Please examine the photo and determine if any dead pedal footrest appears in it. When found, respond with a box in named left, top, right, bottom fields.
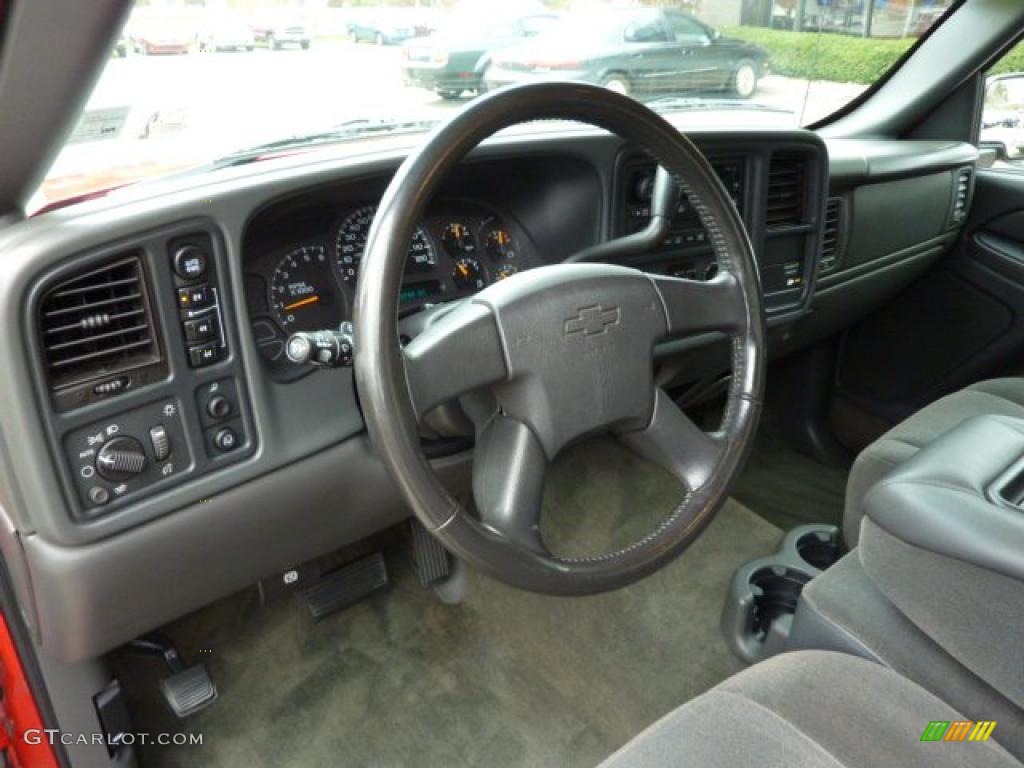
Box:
left=301, top=552, right=388, bottom=621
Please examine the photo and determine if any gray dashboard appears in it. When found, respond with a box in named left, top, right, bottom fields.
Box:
left=0, top=124, right=976, bottom=662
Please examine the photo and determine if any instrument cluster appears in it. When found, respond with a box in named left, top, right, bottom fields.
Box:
left=247, top=200, right=536, bottom=365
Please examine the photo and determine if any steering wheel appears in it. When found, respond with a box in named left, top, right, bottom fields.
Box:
left=353, top=82, right=765, bottom=595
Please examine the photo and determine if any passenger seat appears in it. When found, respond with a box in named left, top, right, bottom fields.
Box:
left=844, top=378, right=1024, bottom=546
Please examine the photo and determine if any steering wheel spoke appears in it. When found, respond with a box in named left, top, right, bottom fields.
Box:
left=402, top=301, right=508, bottom=419
left=472, top=414, right=549, bottom=553
left=650, top=271, right=746, bottom=338
left=618, top=388, right=726, bottom=493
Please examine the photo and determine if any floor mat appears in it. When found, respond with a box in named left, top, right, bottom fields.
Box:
left=124, top=439, right=782, bottom=768
left=729, top=412, right=848, bottom=532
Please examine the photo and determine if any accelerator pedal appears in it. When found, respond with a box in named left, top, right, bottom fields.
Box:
left=302, top=551, right=388, bottom=621
left=410, top=518, right=451, bottom=587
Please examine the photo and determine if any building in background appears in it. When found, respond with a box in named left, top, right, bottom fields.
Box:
left=740, top=0, right=952, bottom=38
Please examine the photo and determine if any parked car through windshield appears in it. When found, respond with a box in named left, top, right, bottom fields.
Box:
left=487, top=9, right=768, bottom=99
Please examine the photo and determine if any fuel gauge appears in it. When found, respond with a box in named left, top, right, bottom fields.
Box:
left=452, top=257, right=486, bottom=291
left=495, top=264, right=519, bottom=281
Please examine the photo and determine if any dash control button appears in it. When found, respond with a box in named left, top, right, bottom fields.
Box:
left=177, top=283, right=211, bottom=310
left=206, top=395, right=231, bottom=420
left=172, top=245, right=207, bottom=280
left=88, top=487, right=110, bottom=506
left=214, top=427, right=238, bottom=453
left=150, top=425, right=170, bottom=462
left=184, top=316, right=216, bottom=343
left=189, top=344, right=220, bottom=368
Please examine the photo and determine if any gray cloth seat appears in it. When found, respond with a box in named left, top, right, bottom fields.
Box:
left=844, top=378, right=1024, bottom=546
left=599, top=650, right=1020, bottom=768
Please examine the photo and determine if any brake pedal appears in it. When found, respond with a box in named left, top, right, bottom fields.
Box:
left=302, top=551, right=388, bottom=621
left=160, top=665, right=217, bottom=718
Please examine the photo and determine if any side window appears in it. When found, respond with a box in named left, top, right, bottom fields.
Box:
left=982, top=41, right=1024, bottom=169
left=665, top=13, right=709, bottom=44
left=624, top=18, right=669, bottom=44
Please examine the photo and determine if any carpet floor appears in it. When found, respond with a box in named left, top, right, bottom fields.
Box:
left=122, top=439, right=783, bottom=768
left=730, top=413, right=848, bottom=532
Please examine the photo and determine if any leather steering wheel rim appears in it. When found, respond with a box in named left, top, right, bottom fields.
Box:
left=354, top=82, right=765, bottom=595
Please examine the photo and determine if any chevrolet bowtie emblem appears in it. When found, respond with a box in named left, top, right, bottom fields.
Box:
left=564, top=305, right=621, bottom=337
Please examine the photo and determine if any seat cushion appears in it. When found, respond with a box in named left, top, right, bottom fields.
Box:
left=598, top=650, right=1020, bottom=768
left=844, top=378, right=1024, bottom=546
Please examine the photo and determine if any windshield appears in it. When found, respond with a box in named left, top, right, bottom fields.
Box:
left=36, top=0, right=955, bottom=212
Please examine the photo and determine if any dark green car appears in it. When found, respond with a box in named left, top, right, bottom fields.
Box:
left=486, top=9, right=770, bottom=100
left=402, top=14, right=560, bottom=100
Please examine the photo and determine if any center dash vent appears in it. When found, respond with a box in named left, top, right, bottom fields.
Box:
left=39, top=256, right=160, bottom=390
left=766, top=153, right=806, bottom=228
left=820, top=197, right=843, bottom=274
left=949, top=167, right=973, bottom=226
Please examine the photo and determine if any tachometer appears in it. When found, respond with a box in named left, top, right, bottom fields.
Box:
left=335, top=204, right=435, bottom=283
left=270, top=244, right=340, bottom=331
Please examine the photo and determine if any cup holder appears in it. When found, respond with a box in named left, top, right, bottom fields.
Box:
left=722, top=524, right=841, bottom=663
left=749, top=565, right=810, bottom=639
left=794, top=528, right=841, bottom=571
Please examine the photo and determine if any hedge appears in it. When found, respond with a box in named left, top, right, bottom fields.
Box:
left=721, top=27, right=913, bottom=84
left=724, top=26, right=1024, bottom=85
left=993, top=42, right=1024, bottom=77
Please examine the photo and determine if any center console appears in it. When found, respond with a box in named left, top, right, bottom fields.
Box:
left=785, top=415, right=1024, bottom=755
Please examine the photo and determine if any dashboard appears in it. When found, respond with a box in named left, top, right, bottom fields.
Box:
left=245, top=199, right=541, bottom=365
left=0, top=125, right=978, bottom=665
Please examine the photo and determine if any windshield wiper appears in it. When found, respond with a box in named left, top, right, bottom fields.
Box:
left=214, top=117, right=439, bottom=166
left=643, top=96, right=792, bottom=115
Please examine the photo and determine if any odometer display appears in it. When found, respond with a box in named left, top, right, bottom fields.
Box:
left=399, top=280, right=442, bottom=305
left=335, top=204, right=435, bottom=283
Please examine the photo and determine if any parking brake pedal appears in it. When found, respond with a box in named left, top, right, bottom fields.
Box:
left=161, top=666, right=217, bottom=719
left=126, top=634, right=217, bottom=718
left=302, top=551, right=388, bottom=621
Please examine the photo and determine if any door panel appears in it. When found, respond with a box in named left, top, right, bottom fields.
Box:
left=833, top=169, right=1024, bottom=432
left=621, top=18, right=683, bottom=95
left=663, top=12, right=717, bottom=91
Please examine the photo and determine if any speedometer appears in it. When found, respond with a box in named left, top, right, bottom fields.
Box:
left=335, top=204, right=435, bottom=283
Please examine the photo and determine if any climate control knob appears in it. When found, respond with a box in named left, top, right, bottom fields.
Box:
left=95, top=436, right=147, bottom=482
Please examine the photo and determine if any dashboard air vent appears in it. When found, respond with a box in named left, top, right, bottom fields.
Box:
left=39, top=256, right=159, bottom=389
left=766, top=153, right=806, bottom=228
left=950, top=167, right=972, bottom=226
left=820, top=197, right=842, bottom=274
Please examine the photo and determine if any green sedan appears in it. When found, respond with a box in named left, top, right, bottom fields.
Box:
left=486, top=8, right=770, bottom=100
